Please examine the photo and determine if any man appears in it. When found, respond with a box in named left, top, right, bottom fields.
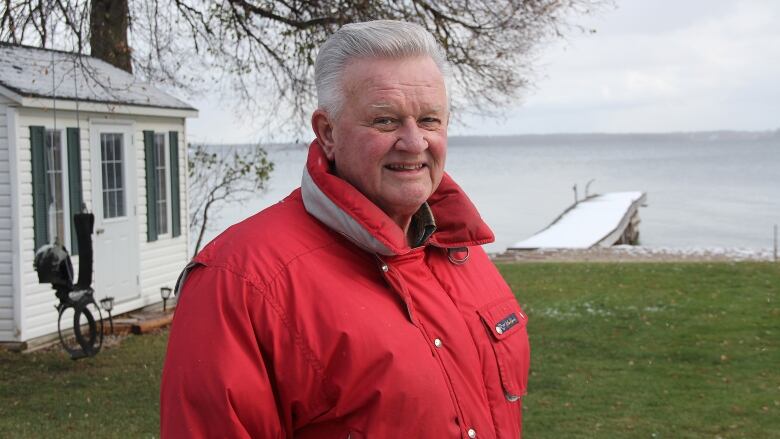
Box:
left=162, top=20, right=530, bottom=439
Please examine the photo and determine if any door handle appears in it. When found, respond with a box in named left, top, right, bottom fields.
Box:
left=95, top=228, right=105, bottom=235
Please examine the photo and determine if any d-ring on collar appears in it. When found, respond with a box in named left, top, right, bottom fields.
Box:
left=447, top=247, right=469, bottom=265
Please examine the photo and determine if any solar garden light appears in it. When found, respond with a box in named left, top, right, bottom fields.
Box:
left=160, top=287, right=173, bottom=312
left=99, top=296, right=115, bottom=334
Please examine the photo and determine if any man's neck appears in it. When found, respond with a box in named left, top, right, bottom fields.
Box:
left=390, top=213, right=414, bottom=237
left=400, top=203, right=437, bottom=247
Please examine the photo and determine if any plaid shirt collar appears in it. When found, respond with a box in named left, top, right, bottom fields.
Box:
left=407, top=202, right=437, bottom=248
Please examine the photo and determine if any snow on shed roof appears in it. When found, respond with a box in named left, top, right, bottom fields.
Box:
left=0, top=42, right=196, bottom=112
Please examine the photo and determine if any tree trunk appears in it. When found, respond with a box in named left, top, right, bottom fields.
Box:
left=90, top=0, right=132, bottom=73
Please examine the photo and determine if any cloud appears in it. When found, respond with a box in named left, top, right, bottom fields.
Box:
left=189, top=0, right=780, bottom=141
left=453, top=0, right=780, bottom=134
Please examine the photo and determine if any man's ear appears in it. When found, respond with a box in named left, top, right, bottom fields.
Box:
left=311, top=109, right=336, bottom=161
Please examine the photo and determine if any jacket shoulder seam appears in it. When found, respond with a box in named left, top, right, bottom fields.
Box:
left=200, top=242, right=342, bottom=408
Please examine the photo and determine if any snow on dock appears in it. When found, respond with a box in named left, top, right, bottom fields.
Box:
left=509, top=192, right=647, bottom=250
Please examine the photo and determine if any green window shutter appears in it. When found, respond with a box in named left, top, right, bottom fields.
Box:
left=169, top=131, right=181, bottom=237
left=30, top=126, right=49, bottom=251
left=144, top=130, right=158, bottom=242
left=67, top=128, right=83, bottom=255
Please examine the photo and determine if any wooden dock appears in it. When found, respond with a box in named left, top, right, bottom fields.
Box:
left=509, top=191, right=647, bottom=250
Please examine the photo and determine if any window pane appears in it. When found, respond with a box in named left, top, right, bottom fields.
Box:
left=45, top=130, right=65, bottom=245
left=113, top=160, right=120, bottom=192
left=117, top=189, right=125, bottom=217
left=107, top=135, right=115, bottom=161
left=114, top=135, right=123, bottom=161
left=108, top=190, right=115, bottom=219
left=104, top=160, right=112, bottom=191
left=103, top=191, right=110, bottom=219
left=115, top=162, right=123, bottom=193
left=100, top=133, right=126, bottom=219
left=154, top=134, right=168, bottom=234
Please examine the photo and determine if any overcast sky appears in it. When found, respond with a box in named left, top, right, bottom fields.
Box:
left=188, top=0, right=780, bottom=143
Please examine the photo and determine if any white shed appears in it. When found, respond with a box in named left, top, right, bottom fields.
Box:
left=0, top=43, right=197, bottom=347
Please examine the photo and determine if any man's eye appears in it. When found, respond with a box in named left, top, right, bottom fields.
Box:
left=374, top=118, right=394, bottom=126
left=420, top=117, right=441, bottom=126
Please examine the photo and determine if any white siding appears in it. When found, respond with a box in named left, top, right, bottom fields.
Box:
left=14, top=107, right=67, bottom=341
left=14, top=108, right=190, bottom=342
left=0, top=99, right=13, bottom=341
left=134, top=118, right=189, bottom=308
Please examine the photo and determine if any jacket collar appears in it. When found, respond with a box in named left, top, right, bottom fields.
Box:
left=301, top=141, right=494, bottom=256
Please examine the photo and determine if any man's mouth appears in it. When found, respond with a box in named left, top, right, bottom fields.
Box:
left=385, top=163, right=425, bottom=171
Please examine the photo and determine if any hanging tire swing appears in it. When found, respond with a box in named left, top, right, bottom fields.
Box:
left=32, top=44, right=106, bottom=360
left=56, top=292, right=104, bottom=359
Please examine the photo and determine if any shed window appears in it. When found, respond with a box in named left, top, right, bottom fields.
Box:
left=154, top=133, right=169, bottom=235
left=31, top=126, right=82, bottom=253
left=100, top=133, right=126, bottom=219
left=44, top=129, right=67, bottom=246
left=144, top=130, right=180, bottom=242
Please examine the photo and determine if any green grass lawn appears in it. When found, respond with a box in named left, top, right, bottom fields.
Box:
left=499, top=262, right=780, bottom=439
left=0, top=330, right=165, bottom=438
left=1, top=262, right=778, bottom=438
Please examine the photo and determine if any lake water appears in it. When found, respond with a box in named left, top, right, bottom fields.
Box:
left=204, top=131, right=780, bottom=254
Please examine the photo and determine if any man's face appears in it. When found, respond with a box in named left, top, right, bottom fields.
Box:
left=314, top=56, right=449, bottom=227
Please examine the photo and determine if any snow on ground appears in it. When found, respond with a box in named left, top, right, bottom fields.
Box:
left=492, top=246, right=776, bottom=262
left=529, top=301, right=670, bottom=321
left=510, top=192, right=645, bottom=249
left=610, top=245, right=775, bottom=260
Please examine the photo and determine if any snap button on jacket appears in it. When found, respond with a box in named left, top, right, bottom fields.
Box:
left=161, top=142, right=531, bottom=438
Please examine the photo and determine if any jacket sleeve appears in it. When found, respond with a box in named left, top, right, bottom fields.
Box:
left=161, top=265, right=286, bottom=438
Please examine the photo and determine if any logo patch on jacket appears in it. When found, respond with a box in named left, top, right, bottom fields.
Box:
left=495, top=313, right=520, bottom=335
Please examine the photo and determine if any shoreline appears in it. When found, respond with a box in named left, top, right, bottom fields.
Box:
left=490, top=245, right=778, bottom=263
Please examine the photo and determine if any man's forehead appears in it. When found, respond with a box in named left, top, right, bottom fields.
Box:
left=370, top=101, right=446, bottom=112
left=344, top=57, right=444, bottom=86
left=339, top=56, right=448, bottom=113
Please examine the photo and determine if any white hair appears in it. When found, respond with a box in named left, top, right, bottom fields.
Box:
left=314, top=20, right=449, bottom=118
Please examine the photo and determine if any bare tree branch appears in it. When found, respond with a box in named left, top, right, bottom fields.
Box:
left=188, top=144, right=274, bottom=256
left=1, top=0, right=608, bottom=131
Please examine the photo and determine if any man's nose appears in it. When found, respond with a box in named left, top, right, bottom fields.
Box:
left=394, top=119, right=427, bottom=152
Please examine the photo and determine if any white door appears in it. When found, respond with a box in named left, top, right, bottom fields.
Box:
left=90, top=124, right=139, bottom=303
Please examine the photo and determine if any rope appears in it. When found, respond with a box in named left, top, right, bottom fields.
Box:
left=73, top=56, right=83, bottom=212
left=51, top=38, right=56, bottom=136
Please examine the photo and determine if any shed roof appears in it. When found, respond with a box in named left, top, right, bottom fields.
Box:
left=0, top=42, right=196, bottom=112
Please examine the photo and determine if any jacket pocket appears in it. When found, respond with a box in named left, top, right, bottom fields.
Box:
left=477, top=297, right=530, bottom=400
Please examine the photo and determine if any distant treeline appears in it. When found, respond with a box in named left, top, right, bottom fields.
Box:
left=447, top=130, right=780, bottom=147
left=192, top=130, right=780, bottom=149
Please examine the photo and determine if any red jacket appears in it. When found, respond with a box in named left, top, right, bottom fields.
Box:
left=161, top=142, right=530, bottom=438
